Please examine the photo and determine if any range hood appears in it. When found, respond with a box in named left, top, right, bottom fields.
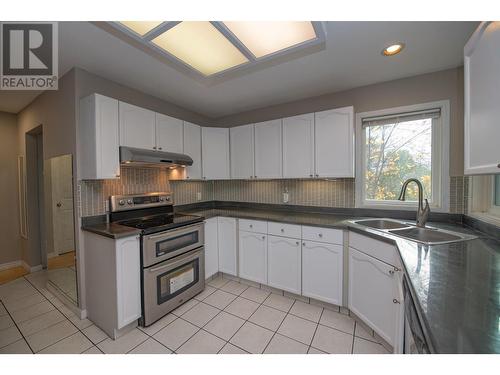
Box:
left=120, top=146, right=193, bottom=168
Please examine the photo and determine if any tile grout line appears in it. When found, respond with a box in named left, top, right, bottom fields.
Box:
left=0, top=299, right=35, bottom=353
left=307, top=306, right=325, bottom=353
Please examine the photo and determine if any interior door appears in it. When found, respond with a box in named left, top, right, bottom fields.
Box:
left=51, top=155, right=75, bottom=255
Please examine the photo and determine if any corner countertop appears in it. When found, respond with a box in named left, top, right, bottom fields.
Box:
left=82, top=221, right=141, bottom=239
left=178, top=206, right=500, bottom=354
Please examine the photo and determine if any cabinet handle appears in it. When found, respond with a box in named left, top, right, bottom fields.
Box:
left=393, top=299, right=400, bottom=304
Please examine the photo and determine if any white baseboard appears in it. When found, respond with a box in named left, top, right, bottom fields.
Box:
left=21, top=261, right=43, bottom=273
left=0, top=260, right=22, bottom=271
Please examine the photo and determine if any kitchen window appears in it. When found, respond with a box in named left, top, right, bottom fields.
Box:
left=356, top=101, right=450, bottom=211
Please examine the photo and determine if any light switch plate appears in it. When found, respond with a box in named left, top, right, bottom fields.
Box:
left=197, top=192, right=202, bottom=201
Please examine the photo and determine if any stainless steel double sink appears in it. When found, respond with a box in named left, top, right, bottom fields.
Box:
left=350, top=219, right=477, bottom=245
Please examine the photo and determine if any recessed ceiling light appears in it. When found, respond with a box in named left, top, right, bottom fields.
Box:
left=223, top=21, right=317, bottom=58
left=119, top=21, right=163, bottom=36
left=152, top=22, right=249, bottom=76
left=382, top=43, right=405, bottom=56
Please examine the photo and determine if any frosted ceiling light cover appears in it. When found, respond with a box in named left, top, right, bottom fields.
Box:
left=120, top=21, right=163, bottom=36
left=152, top=21, right=249, bottom=76
left=223, top=21, right=317, bottom=58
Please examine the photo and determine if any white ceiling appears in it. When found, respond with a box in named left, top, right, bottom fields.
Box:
left=0, top=21, right=478, bottom=117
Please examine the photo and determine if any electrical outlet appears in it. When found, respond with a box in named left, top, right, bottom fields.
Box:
left=197, top=192, right=202, bottom=201
left=283, top=191, right=289, bottom=203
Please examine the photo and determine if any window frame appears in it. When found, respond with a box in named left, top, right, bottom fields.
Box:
left=355, top=100, right=450, bottom=212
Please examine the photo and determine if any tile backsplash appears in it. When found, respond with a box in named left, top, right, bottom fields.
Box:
left=78, top=167, right=468, bottom=217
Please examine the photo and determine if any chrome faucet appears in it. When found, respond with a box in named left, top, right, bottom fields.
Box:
left=398, top=178, right=430, bottom=228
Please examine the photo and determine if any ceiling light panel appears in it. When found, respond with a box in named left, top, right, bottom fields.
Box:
left=119, top=21, right=163, bottom=36
left=223, top=21, right=317, bottom=58
left=152, top=21, right=249, bottom=76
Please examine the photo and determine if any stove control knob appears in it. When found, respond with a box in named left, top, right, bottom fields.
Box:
left=127, top=199, right=133, bottom=205
left=159, top=196, right=165, bottom=202
left=165, top=196, right=171, bottom=201
left=118, top=199, right=125, bottom=206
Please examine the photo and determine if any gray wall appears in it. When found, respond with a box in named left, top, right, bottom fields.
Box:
left=17, top=70, right=77, bottom=268
left=0, top=112, right=20, bottom=265
left=215, top=67, right=465, bottom=176
left=74, top=68, right=212, bottom=127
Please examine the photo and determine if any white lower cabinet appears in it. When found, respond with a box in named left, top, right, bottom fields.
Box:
left=84, top=232, right=141, bottom=339
left=239, top=231, right=268, bottom=284
left=348, top=247, right=403, bottom=350
left=267, top=236, right=302, bottom=294
left=218, top=217, right=237, bottom=275
left=204, top=218, right=219, bottom=279
left=302, top=240, right=343, bottom=305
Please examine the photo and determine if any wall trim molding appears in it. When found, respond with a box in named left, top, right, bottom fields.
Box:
left=0, top=260, right=22, bottom=271
left=21, top=261, right=43, bottom=273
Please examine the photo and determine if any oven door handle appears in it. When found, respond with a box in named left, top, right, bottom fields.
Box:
left=148, top=248, right=202, bottom=273
left=145, top=223, right=203, bottom=241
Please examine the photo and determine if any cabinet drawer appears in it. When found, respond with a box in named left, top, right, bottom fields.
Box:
left=302, top=226, right=343, bottom=245
left=239, top=219, right=267, bottom=233
left=268, top=222, right=301, bottom=239
left=349, top=231, right=400, bottom=267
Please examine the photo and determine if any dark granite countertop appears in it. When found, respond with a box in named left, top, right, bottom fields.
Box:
left=82, top=220, right=141, bottom=239
left=178, top=206, right=500, bottom=354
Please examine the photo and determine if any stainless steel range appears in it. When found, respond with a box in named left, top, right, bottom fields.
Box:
left=109, top=192, right=205, bottom=327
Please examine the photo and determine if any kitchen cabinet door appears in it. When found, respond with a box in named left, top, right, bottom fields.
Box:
left=238, top=231, right=267, bottom=284
left=116, top=235, right=141, bottom=330
left=348, top=247, right=402, bottom=348
left=155, top=113, right=183, bottom=153
left=79, top=94, right=120, bottom=179
left=230, top=124, right=254, bottom=179
left=302, top=240, right=343, bottom=305
left=267, top=235, right=301, bottom=294
left=218, top=217, right=237, bottom=276
left=119, top=101, right=156, bottom=150
left=204, top=218, right=219, bottom=279
left=282, top=113, right=314, bottom=178
left=254, top=119, right=282, bottom=179
left=464, top=22, right=500, bottom=174
left=183, top=122, right=202, bottom=179
left=202, top=127, right=230, bottom=180
left=314, top=106, right=354, bottom=177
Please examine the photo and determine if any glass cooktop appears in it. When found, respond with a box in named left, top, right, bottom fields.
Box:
left=119, top=213, right=202, bottom=233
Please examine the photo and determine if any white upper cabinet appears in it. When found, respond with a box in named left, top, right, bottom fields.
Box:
left=464, top=22, right=500, bottom=175
left=155, top=113, right=183, bottom=153
left=314, top=106, right=354, bottom=177
left=183, top=122, right=202, bottom=179
left=254, top=119, right=282, bottom=179
left=119, top=102, right=156, bottom=150
left=79, top=94, right=120, bottom=180
left=202, top=127, right=230, bottom=180
left=230, top=124, right=255, bottom=179
left=282, top=113, right=315, bottom=178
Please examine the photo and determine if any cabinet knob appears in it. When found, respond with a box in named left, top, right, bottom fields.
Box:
left=303, top=242, right=306, bottom=246
left=262, top=235, right=265, bottom=240
left=281, top=228, right=284, bottom=233
left=498, top=163, right=500, bottom=168
left=393, top=299, right=400, bottom=304
left=249, top=224, right=253, bottom=228
left=309, top=174, right=313, bottom=177
left=315, top=174, right=319, bottom=177
left=318, top=233, right=323, bottom=238
left=254, top=176, right=257, bottom=178
left=389, top=270, right=395, bottom=275
left=153, top=146, right=157, bottom=150
left=296, top=241, right=300, bottom=246
left=158, top=147, right=162, bottom=150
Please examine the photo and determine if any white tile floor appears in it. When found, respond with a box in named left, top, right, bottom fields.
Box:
left=0, top=272, right=391, bottom=354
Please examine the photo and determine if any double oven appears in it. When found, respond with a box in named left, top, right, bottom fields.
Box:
left=141, top=222, right=205, bottom=326
left=110, top=192, right=205, bottom=327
